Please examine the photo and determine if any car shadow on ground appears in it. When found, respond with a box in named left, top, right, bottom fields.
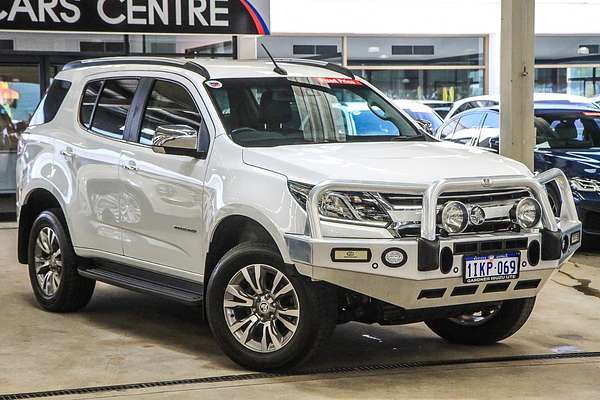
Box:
left=20, top=282, right=520, bottom=373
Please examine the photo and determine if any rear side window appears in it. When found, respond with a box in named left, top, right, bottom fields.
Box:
left=447, top=113, right=483, bottom=144
left=438, top=119, right=458, bottom=139
left=139, top=80, right=202, bottom=145
left=90, top=79, right=139, bottom=140
left=29, top=79, right=72, bottom=126
left=80, top=81, right=103, bottom=128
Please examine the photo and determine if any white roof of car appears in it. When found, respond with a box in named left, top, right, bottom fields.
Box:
left=393, top=100, right=437, bottom=113
left=446, top=92, right=596, bottom=120
left=58, top=57, right=353, bottom=80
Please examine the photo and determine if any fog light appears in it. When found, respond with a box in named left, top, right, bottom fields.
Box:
left=382, top=248, right=407, bottom=268
left=441, top=201, right=469, bottom=233
left=571, top=231, right=581, bottom=245
left=514, top=198, right=542, bottom=228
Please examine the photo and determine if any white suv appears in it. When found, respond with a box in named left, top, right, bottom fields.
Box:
left=17, top=57, right=582, bottom=371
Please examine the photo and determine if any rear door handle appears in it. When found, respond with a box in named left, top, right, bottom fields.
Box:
left=122, top=160, right=138, bottom=171
left=60, top=148, right=74, bottom=159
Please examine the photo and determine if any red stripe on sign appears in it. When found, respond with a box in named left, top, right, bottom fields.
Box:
left=240, top=0, right=265, bottom=35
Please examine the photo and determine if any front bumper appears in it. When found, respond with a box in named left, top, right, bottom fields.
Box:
left=286, top=168, right=582, bottom=310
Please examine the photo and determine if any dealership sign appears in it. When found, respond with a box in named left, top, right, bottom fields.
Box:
left=0, top=0, right=270, bottom=35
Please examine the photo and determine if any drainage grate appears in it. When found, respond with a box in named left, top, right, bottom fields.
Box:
left=1, top=352, right=599, bottom=399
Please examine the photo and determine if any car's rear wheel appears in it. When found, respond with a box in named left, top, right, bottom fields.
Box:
left=206, top=243, right=337, bottom=371
left=425, top=297, right=535, bottom=345
left=28, top=209, right=95, bottom=312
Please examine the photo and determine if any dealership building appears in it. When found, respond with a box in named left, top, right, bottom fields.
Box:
left=0, top=0, right=600, bottom=196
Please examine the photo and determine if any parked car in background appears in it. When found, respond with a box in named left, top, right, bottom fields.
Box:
left=394, top=100, right=443, bottom=134
left=419, top=100, right=454, bottom=119
left=591, top=95, right=600, bottom=108
left=444, top=93, right=599, bottom=121
left=437, top=104, right=600, bottom=242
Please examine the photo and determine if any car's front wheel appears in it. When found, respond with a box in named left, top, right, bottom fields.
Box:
left=206, top=243, right=337, bottom=371
left=425, top=297, right=535, bottom=345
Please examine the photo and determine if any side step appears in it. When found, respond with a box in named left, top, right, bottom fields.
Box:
left=78, top=262, right=204, bottom=306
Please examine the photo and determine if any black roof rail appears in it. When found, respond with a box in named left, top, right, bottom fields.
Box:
left=62, top=58, right=211, bottom=80
left=275, top=58, right=355, bottom=79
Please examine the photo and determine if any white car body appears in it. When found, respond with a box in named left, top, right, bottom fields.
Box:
left=16, top=57, right=583, bottom=369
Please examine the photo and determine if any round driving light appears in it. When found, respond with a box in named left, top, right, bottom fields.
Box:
left=515, top=197, right=542, bottom=228
left=382, top=248, right=407, bottom=268
left=469, top=205, right=486, bottom=226
left=441, top=201, right=469, bottom=233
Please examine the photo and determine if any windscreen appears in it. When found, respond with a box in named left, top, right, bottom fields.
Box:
left=535, top=111, right=600, bottom=149
left=206, top=77, right=422, bottom=147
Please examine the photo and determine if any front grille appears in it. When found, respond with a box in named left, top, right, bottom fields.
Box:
left=381, top=189, right=532, bottom=237
left=381, top=189, right=531, bottom=208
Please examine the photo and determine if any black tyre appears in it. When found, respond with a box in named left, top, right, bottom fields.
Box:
left=28, top=209, right=95, bottom=312
left=206, top=243, right=337, bottom=371
left=425, top=297, right=535, bottom=345
left=546, top=184, right=562, bottom=218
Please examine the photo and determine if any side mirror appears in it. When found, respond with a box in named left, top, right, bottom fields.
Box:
left=416, top=119, right=433, bottom=133
left=152, top=125, right=207, bottom=157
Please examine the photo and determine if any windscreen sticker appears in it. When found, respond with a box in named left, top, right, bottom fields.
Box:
left=205, top=80, right=223, bottom=89
left=319, top=77, right=362, bottom=86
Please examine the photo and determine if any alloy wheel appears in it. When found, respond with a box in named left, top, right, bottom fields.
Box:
left=223, top=264, right=300, bottom=353
left=34, top=227, right=63, bottom=298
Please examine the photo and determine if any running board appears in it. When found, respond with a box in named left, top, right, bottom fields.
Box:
left=78, top=261, right=204, bottom=306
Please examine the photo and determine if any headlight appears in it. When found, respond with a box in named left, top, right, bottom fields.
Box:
left=514, top=197, right=542, bottom=228
left=440, top=201, right=469, bottom=233
left=570, top=177, right=600, bottom=192
left=288, top=181, right=391, bottom=227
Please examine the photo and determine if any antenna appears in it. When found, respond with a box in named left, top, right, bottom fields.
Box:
left=261, top=44, right=288, bottom=76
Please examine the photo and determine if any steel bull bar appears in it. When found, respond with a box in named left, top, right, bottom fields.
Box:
left=302, top=168, right=581, bottom=271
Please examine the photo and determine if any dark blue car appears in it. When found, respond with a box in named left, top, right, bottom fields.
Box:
left=437, top=104, right=600, bottom=240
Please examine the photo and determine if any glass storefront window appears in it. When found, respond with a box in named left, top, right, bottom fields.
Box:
left=258, top=36, right=342, bottom=63
left=128, top=35, right=233, bottom=56
left=536, top=36, right=600, bottom=65
left=535, top=67, right=600, bottom=97
left=358, top=69, right=485, bottom=102
left=348, top=36, right=484, bottom=67
left=0, top=64, right=40, bottom=193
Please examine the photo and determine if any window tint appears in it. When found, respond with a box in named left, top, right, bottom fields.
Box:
left=91, top=79, right=138, bottom=140
left=482, top=112, right=500, bottom=129
left=479, top=112, right=500, bottom=148
left=79, top=81, right=103, bottom=128
left=535, top=112, right=600, bottom=149
left=438, top=119, right=458, bottom=139
left=140, top=80, right=202, bottom=146
left=30, top=79, right=72, bottom=126
left=447, top=113, right=483, bottom=144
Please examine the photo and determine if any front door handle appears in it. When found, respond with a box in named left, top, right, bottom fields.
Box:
left=123, top=160, right=138, bottom=171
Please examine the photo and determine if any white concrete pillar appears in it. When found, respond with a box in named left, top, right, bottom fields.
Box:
left=236, top=35, right=258, bottom=60
left=500, top=0, right=536, bottom=170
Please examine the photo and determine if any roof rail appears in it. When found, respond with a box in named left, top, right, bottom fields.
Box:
left=62, top=58, right=211, bottom=80
left=275, top=58, right=355, bottom=79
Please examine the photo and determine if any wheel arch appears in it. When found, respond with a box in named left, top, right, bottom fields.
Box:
left=204, top=213, right=288, bottom=286
left=18, top=188, right=68, bottom=264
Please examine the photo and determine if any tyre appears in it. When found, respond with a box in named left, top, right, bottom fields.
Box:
left=28, top=209, right=95, bottom=312
left=546, top=184, right=562, bottom=218
left=425, top=297, right=535, bottom=345
left=206, top=243, right=337, bottom=371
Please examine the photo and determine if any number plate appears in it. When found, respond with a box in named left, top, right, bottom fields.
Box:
left=463, top=252, right=520, bottom=284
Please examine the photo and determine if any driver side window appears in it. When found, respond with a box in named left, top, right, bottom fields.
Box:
left=139, top=80, right=202, bottom=146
